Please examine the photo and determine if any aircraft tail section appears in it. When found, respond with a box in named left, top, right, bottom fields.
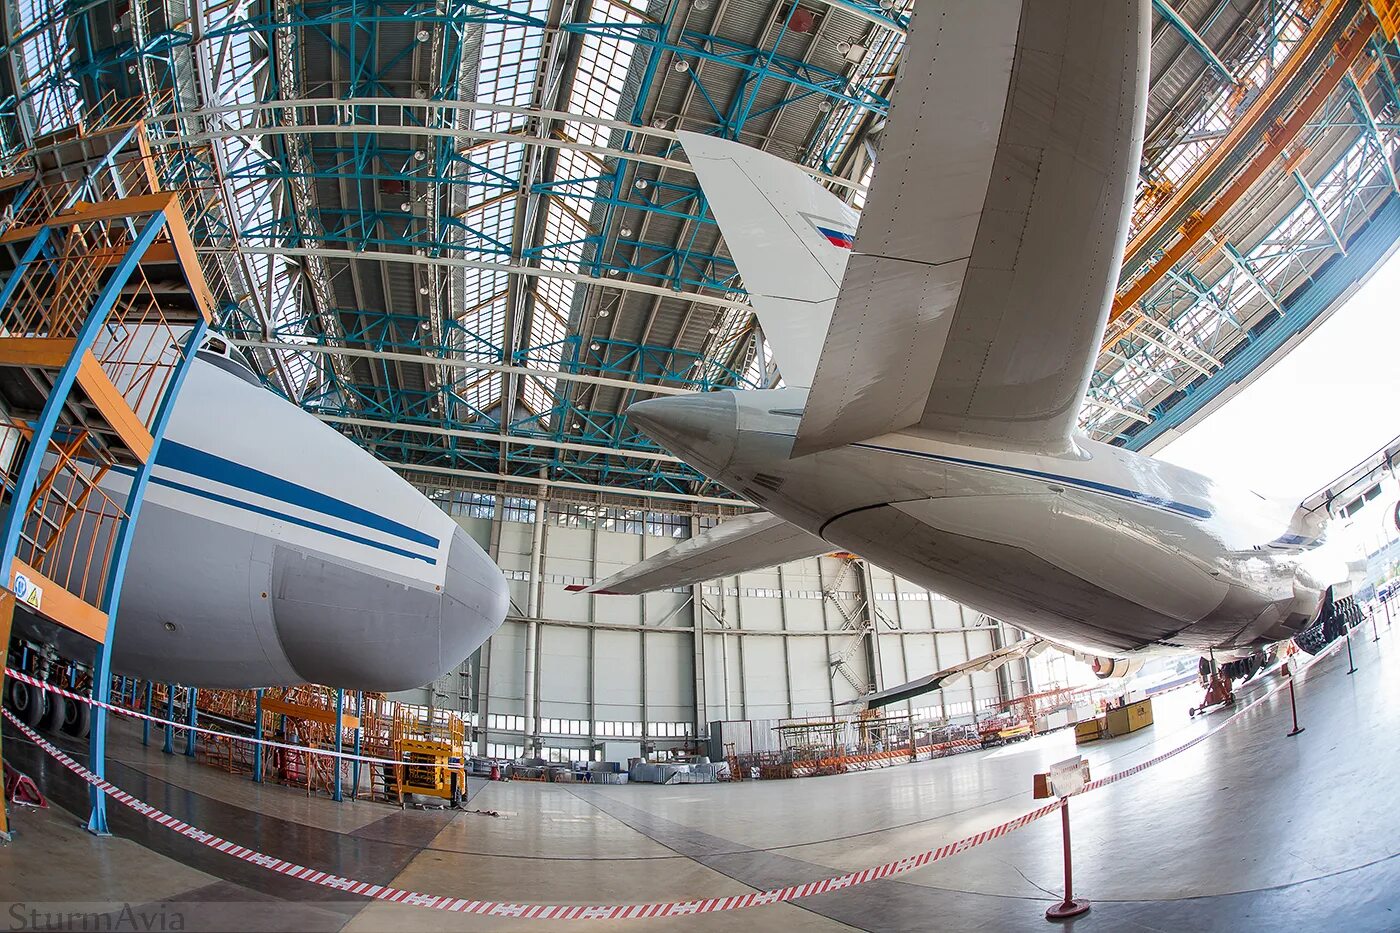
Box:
left=679, top=131, right=856, bottom=388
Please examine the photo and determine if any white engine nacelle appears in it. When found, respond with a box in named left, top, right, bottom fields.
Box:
left=1089, top=656, right=1144, bottom=680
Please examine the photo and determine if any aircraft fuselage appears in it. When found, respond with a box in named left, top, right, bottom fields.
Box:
left=630, top=388, right=1355, bottom=659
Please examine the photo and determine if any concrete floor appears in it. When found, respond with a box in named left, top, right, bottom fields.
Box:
left=2, top=626, right=1397, bottom=932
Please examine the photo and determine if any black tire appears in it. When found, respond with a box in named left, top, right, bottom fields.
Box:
left=62, top=698, right=91, bottom=738
left=9, top=679, right=45, bottom=728
left=40, top=690, right=67, bottom=733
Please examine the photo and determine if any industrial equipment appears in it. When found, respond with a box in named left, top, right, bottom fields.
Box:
left=389, top=707, right=470, bottom=806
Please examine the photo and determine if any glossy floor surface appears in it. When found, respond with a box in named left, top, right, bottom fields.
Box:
left=2, top=626, right=1397, bottom=932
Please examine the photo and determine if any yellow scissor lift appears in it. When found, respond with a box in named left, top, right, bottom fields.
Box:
left=0, top=116, right=213, bottom=839
left=384, top=706, right=470, bottom=807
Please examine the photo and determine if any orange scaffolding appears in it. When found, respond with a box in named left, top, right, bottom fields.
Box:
left=0, top=114, right=212, bottom=836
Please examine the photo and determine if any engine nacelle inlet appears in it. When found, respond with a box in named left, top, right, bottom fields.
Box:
left=1089, top=656, right=1143, bottom=679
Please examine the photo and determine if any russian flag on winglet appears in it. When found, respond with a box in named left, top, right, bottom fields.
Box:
left=814, top=224, right=854, bottom=249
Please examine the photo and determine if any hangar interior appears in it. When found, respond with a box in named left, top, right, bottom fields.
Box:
left=1, top=0, right=1399, bottom=930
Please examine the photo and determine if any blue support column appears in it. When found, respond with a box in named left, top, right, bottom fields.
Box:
left=163, top=685, right=175, bottom=755
left=333, top=688, right=344, bottom=802
left=0, top=210, right=169, bottom=833
left=141, top=682, right=152, bottom=747
left=0, top=230, right=54, bottom=315
left=184, top=687, right=198, bottom=757
left=253, top=688, right=264, bottom=783
left=86, top=307, right=205, bottom=835
left=351, top=692, right=363, bottom=800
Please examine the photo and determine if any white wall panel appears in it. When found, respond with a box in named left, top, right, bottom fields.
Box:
left=894, top=592, right=935, bottom=630
left=538, top=625, right=590, bottom=720
left=785, top=636, right=833, bottom=716
left=875, top=632, right=909, bottom=688
left=457, top=516, right=492, bottom=549
left=901, top=632, right=939, bottom=679
left=738, top=636, right=788, bottom=720
left=488, top=620, right=525, bottom=715
left=644, top=632, right=692, bottom=721
left=593, top=628, right=643, bottom=720
left=737, top=594, right=785, bottom=631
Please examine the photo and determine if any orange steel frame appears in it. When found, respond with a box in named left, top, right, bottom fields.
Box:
left=1108, top=6, right=1378, bottom=334
left=0, top=116, right=214, bottom=835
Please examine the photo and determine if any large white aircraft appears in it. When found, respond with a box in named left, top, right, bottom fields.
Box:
left=11, top=332, right=509, bottom=695
left=577, top=0, right=1365, bottom=686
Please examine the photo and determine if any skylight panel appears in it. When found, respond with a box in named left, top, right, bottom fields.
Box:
left=474, top=0, right=549, bottom=132
left=521, top=0, right=649, bottom=422
left=13, top=0, right=83, bottom=134
left=443, top=2, right=549, bottom=414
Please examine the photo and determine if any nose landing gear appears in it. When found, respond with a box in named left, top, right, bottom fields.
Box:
left=1188, top=670, right=1235, bottom=718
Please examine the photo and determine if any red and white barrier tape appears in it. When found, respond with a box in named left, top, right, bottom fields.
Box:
left=2, top=705, right=1059, bottom=918
left=0, top=632, right=1352, bottom=917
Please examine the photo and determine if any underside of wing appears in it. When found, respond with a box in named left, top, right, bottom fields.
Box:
left=570, top=512, right=830, bottom=595
left=854, top=636, right=1047, bottom=710
left=795, top=0, right=1149, bottom=456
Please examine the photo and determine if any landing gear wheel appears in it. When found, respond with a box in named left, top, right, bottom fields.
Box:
left=8, top=678, right=45, bottom=728
left=40, top=691, right=67, bottom=733
left=62, top=697, right=90, bottom=738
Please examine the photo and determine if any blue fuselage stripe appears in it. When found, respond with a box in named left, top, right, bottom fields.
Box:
left=157, top=441, right=439, bottom=549
left=152, top=476, right=437, bottom=564
left=848, top=442, right=1214, bottom=521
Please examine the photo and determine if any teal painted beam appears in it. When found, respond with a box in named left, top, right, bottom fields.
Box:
left=1152, top=0, right=1234, bottom=85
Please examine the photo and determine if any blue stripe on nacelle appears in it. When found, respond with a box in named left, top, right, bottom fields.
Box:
left=157, top=441, right=440, bottom=550
left=153, top=476, right=438, bottom=564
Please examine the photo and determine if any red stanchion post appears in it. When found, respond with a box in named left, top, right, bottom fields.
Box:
left=1284, top=662, right=1304, bottom=737
left=1371, top=607, right=1380, bottom=643
left=1046, top=797, right=1090, bottom=921
left=1037, top=757, right=1091, bottom=921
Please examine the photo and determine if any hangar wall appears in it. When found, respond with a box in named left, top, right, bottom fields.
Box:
left=413, top=498, right=1035, bottom=760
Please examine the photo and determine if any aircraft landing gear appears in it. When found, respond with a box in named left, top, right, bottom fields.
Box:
left=1189, top=669, right=1235, bottom=718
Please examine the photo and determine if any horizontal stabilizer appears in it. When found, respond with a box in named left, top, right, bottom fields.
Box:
left=568, top=512, right=829, bottom=595
left=853, top=637, right=1046, bottom=710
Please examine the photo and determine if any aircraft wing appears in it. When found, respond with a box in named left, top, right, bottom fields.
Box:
left=568, top=512, right=829, bottom=595
left=854, top=636, right=1048, bottom=710
left=794, top=1, right=1149, bottom=456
